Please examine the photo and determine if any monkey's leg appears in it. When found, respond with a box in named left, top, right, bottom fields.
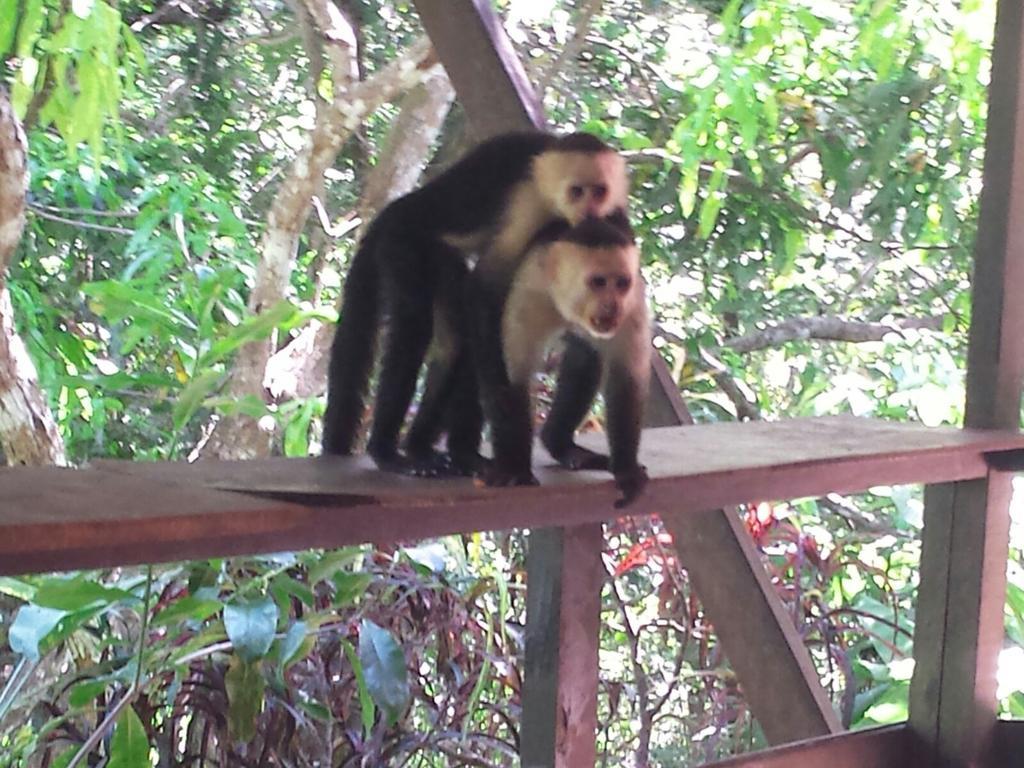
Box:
left=403, top=253, right=484, bottom=476
left=443, top=350, right=487, bottom=476
left=366, top=252, right=438, bottom=476
left=540, top=335, right=610, bottom=472
left=402, top=355, right=460, bottom=476
left=470, top=272, right=538, bottom=486
left=604, top=362, right=649, bottom=508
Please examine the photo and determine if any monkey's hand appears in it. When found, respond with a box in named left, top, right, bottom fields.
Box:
left=613, top=464, right=649, bottom=509
left=481, top=463, right=540, bottom=488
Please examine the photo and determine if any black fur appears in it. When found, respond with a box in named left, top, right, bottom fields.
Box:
left=323, top=131, right=560, bottom=472
left=540, top=336, right=609, bottom=471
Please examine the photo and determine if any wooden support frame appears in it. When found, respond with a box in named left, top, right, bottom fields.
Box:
left=909, top=1, right=1024, bottom=765
left=409, top=0, right=841, bottom=759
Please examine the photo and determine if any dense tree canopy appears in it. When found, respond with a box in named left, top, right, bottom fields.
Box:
left=1, top=0, right=1020, bottom=765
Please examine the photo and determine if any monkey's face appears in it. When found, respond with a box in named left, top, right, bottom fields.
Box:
left=548, top=243, right=639, bottom=339
left=535, top=150, right=629, bottom=223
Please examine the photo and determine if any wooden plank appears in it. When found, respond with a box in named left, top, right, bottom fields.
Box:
left=0, top=467, right=307, bottom=575
left=664, top=508, right=842, bottom=742
left=909, top=2, right=1024, bottom=765
left=2, top=417, right=1020, bottom=575
left=94, top=417, right=1024, bottom=503
left=699, top=725, right=909, bottom=768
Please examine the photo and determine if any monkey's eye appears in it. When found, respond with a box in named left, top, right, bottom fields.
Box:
left=588, top=275, right=608, bottom=290
left=615, top=276, right=631, bottom=292
left=592, top=184, right=608, bottom=201
left=569, top=185, right=585, bottom=201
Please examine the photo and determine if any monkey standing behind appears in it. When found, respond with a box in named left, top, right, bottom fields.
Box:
left=322, top=130, right=629, bottom=476
left=476, top=216, right=651, bottom=507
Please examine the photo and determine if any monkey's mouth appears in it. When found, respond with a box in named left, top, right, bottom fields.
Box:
left=589, top=316, right=619, bottom=336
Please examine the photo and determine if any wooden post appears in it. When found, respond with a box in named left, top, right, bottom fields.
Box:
left=909, top=1, right=1024, bottom=765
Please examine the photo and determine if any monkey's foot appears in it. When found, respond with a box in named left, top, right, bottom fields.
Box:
left=481, top=464, right=539, bottom=488
left=372, top=449, right=452, bottom=478
left=447, top=451, right=491, bottom=478
left=613, top=464, right=649, bottom=509
left=550, top=444, right=611, bottom=472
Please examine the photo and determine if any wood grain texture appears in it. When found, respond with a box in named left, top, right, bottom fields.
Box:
left=908, top=2, right=1024, bottom=765
left=411, top=0, right=546, bottom=137
left=909, top=473, right=1014, bottom=767
left=2, top=416, right=1021, bottom=575
left=699, top=725, right=909, bottom=768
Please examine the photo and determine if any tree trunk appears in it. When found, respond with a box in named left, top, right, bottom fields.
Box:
left=0, top=88, right=65, bottom=466
left=201, top=23, right=437, bottom=460
left=263, top=67, right=455, bottom=409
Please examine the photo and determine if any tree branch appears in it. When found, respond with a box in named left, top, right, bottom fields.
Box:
left=724, top=315, right=945, bottom=354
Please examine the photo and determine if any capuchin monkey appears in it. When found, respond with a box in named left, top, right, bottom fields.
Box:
left=323, top=130, right=629, bottom=476
left=477, top=216, right=651, bottom=508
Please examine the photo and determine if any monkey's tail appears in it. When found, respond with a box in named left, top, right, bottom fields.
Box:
left=322, top=230, right=380, bottom=455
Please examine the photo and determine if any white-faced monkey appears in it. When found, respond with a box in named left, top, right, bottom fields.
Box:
left=476, top=216, right=651, bottom=507
left=322, top=130, right=629, bottom=476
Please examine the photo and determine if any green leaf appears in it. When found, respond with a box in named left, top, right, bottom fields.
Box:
left=225, top=656, right=264, bottom=743
left=224, top=597, right=278, bottom=663
left=9, top=605, right=67, bottom=661
left=0, top=0, right=19, bottom=56
left=198, top=301, right=297, bottom=368
left=332, top=572, right=373, bottom=607
left=0, top=577, right=36, bottom=601
left=269, top=574, right=314, bottom=609
left=358, top=619, right=409, bottom=727
left=342, top=639, right=375, bottom=738
left=68, top=679, right=109, bottom=708
left=14, top=0, right=44, bottom=59
left=107, top=705, right=149, bottom=768
left=276, top=621, right=310, bottom=669
left=172, top=370, right=224, bottom=431
left=152, top=596, right=223, bottom=627
left=283, top=398, right=316, bottom=457
left=307, top=548, right=363, bottom=585
left=678, top=162, right=700, bottom=218
left=51, top=747, right=78, bottom=768
left=32, top=577, right=133, bottom=610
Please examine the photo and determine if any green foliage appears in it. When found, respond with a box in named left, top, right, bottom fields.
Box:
left=0, top=545, right=521, bottom=765
left=1, top=0, right=1018, bottom=763
left=106, top=705, right=150, bottom=768
left=2, top=0, right=144, bottom=161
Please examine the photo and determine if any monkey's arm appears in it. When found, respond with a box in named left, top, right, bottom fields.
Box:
left=603, top=314, right=652, bottom=508
left=540, top=335, right=609, bottom=471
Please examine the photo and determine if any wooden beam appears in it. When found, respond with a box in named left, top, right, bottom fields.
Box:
left=993, top=719, right=1024, bottom=763
left=909, top=2, right=1024, bottom=766
left=699, top=725, right=909, bottom=768
left=5, top=418, right=1022, bottom=576
left=521, top=523, right=603, bottom=768
left=909, top=474, right=1014, bottom=767
left=412, top=0, right=546, bottom=137
left=664, top=508, right=842, bottom=742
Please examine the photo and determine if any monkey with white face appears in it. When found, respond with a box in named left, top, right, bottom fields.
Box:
left=478, top=217, right=651, bottom=507
left=323, top=131, right=630, bottom=477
